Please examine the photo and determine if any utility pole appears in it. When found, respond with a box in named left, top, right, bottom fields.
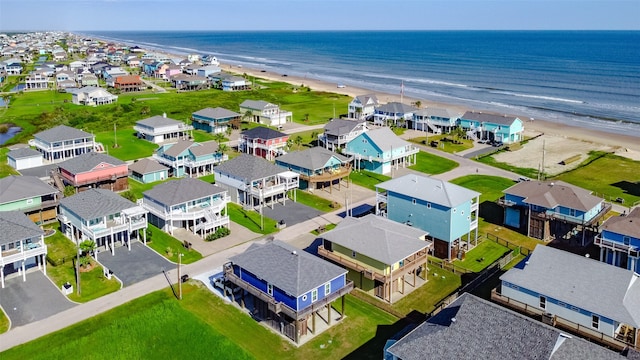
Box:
left=177, top=252, right=183, bottom=300
left=114, top=123, right=118, bottom=148
left=540, top=139, right=546, bottom=180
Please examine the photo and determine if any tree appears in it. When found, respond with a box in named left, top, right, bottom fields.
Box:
left=217, top=143, right=228, bottom=155
left=242, top=110, right=253, bottom=123
left=225, top=126, right=233, bottom=137
left=453, top=126, right=466, bottom=144
left=413, top=100, right=422, bottom=109
left=1, top=94, right=10, bottom=109
left=121, top=190, right=137, bottom=202
left=293, top=135, right=303, bottom=149
left=140, top=105, right=151, bottom=115
left=310, top=131, right=319, bottom=146
left=64, top=185, right=76, bottom=197
left=78, top=239, right=96, bottom=268
left=213, top=132, right=226, bottom=144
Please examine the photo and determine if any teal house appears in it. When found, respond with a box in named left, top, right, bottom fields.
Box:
left=191, top=107, right=241, bottom=134
left=128, top=158, right=169, bottom=184
left=153, top=139, right=226, bottom=178
left=275, top=147, right=351, bottom=192
left=376, top=174, right=480, bottom=261
left=344, top=127, right=418, bottom=175
left=459, top=111, right=524, bottom=144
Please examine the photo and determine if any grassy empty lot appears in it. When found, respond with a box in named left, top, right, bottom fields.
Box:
left=348, top=170, right=391, bottom=191
left=456, top=240, right=510, bottom=272
left=392, top=264, right=461, bottom=316
left=95, top=128, right=158, bottom=161
left=450, top=175, right=515, bottom=203
left=227, top=203, right=279, bottom=235
left=553, top=152, right=640, bottom=206
left=409, top=134, right=474, bottom=154
left=145, top=225, right=202, bottom=264
left=408, top=151, right=459, bottom=175
left=290, top=189, right=337, bottom=212
left=1, top=283, right=402, bottom=360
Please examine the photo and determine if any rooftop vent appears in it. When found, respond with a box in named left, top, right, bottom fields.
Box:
left=451, top=317, right=456, bottom=323
left=292, top=250, right=297, bottom=255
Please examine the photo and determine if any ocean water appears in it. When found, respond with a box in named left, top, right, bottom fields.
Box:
left=89, top=31, right=640, bottom=137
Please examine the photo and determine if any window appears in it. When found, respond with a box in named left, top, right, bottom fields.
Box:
left=624, top=236, right=631, bottom=246
left=325, top=283, right=331, bottom=296
left=267, top=283, right=273, bottom=296
left=570, top=209, right=576, bottom=217
left=592, top=315, right=599, bottom=329
left=302, top=294, right=307, bottom=301
left=26, top=198, right=33, bottom=204
left=412, top=198, right=416, bottom=205
left=453, top=208, right=457, bottom=213
left=539, top=296, right=546, bottom=310
left=427, top=203, right=431, bottom=209
left=461, top=211, right=464, bottom=216
left=351, top=250, right=357, bottom=258
left=312, top=289, right=318, bottom=302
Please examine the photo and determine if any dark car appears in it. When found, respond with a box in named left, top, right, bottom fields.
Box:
left=430, top=141, right=439, bottom=147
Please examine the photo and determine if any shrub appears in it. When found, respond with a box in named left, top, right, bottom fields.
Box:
left=205, top=227, right=231, bottom=241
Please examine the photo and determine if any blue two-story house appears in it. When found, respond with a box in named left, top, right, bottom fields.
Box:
left=497, top=245, right=640, bottom=351
left=224, top=240, right=354, bottom=344
left=153, top=139, right=227, bottom=178
left=459, top=111, right=524, bottom=144
left=376, top=174, right=480, bottom=261
left=500, top=180, right=610, bottom=244
left=596, top=208, right=640, bottom=273
left=344, top=127, right=418, bottom=175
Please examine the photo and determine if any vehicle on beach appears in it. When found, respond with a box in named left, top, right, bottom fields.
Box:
left=337, top=84, right=346, bottom=88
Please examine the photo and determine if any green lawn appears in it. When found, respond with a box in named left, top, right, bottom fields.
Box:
left=456, top=240, right=510, bottom=272
left=0, top=147, right=20, bottom=178
left=409, top=134, right=474, bottom=154
left=0, top=309, right=9, bottom=334
left=95, top=128, right=158, bottom=161
left=0, top=287, right=253, bottom=360
left=227, top=203, right=279, bottom=235
left=43, top=225, right=121, bottom=302
left=146, top=225, right=202, bottom=264
left=553, top=152, right=640, bottom=206
left=392, top=264, right=461, bottom=316
left=1, top=283, right=402, bottom=360
left=408, top=151, right=459, bottom=175
left=311, top=223, right=337, bottom=236
left=348, top=170, right=391, bottom=191
left=450, top=175, right=515, bottom=202
left=290, top=189, right=337, bottom=212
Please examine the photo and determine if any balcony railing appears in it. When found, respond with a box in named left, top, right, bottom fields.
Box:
left=140, top=197, right=229, bottom=221
left=224, top=266, right=353, bottom=321
left=300, top=166, right=351, bottom=183
left=1, top=244, right=47, bottom=266
left=594, top=236, right=640, bottom=257
left=61, top=171, right=130, bottom=187
left=318, top=246, right=428, bottom=284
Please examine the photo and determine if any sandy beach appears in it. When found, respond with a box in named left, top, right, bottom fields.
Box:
left=227, top=62, right=640, bottom=155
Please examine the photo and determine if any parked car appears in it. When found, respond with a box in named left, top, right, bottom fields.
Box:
left=492, top=141, right=503, bottom=147
left=430, top=141, right=439, bottom=147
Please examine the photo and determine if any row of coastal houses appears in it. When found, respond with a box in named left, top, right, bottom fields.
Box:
left=348, top=94, right=524, bottom=144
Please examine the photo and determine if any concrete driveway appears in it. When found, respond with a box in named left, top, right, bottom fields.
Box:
left=262, top=201, right=323, bottom=227
left=96, top=242, right=173, bottom=287
left=0, top=271, right=76, bottom=328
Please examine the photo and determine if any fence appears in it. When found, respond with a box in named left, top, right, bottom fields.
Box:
left=46, top=255, right=69, bottom=266
left=484, top=233, right=532, bottom=256
left=427, top=258, right=472, bottom=276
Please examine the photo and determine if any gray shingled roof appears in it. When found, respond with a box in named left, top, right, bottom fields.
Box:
left=58, top=152, right=125, bottom=174
left=601, top=208, right=640, bottom=239
left=214, top=154, right=283, bottom=183
left=387, top=293, right=625, bottom=360
left=240, top=99, right=275, bottom=110
left=0, top=175, right=59, bottom=204
left=321, top=214, right=430, bottom=265
left=501, top=245, right=640, bottom=327
left=189, top=141, right=219, bottom=157
left=136, top=115, right=183, bottom=128
left=7, top=147, right=41, bottom=160
left=229, top=240, right=347, bottom=297
left=504, top=180, right=602, bottom=212
left=323, top=118, right=364, bottom=136
left=376, top=102, right=417, bottom=114
left=143, top=178, right=225, bottom=206
left=0, top=210, right=44, bottom=246
left=34, top=125, right=93, bottom=143
left=241, top=126, right=287, bottom=140
left=160, top=139, right=193, bottom=158
left=60, top=188, right=138, bottom=220
left=413, top=107, right=461, bottom=119
left=377, top=174, right=479, bottom=208
left=275, top=147, right=348, bottom=171
left=354, top=94, right=378, bottom=105
left=192, top=107, right=240, bottom=119
left=128, top=158, right=168, bottom=175
left=461, top=111, right=521, bottom=126
left=359, top=127, right=412, bottom=152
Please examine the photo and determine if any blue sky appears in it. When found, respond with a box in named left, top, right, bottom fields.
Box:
left=1, top=0, right=638, bottom=31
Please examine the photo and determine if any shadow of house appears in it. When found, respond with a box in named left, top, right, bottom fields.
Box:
left=343, top=317, right=416, bottom=360
left=611, top=181, right=640, bottom=197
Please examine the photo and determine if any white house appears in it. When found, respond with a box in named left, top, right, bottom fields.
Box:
left=7, top=147, right=43, bottom=170
left=68, top=86, right=117, bottom=106
left=348, top=94, right=379, bottom=120
left=0, top=211, right=47, bottom=288
left=239, top=100, right=292, bottom=126
left=134, top=114, right=193, bottom=144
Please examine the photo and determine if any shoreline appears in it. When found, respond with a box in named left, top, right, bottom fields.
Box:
left=96, top=35, right=640, bottom=153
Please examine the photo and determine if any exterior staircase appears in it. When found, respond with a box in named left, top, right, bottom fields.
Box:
left=466, top=129, right=479, bottom=141
left=425, top=120, right=442, bottom=134
left=50, top=170, right=66, bottom=194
